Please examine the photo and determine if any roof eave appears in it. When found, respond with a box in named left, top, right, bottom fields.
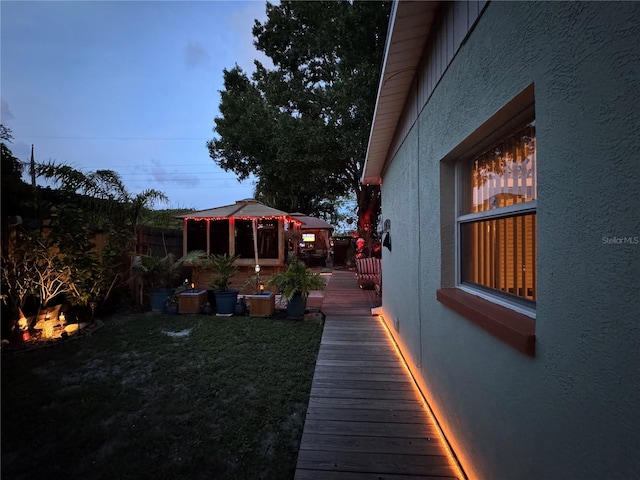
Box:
left=362, top=174, right=383, bottom=186
left=362, top=1, right=440, bottom=185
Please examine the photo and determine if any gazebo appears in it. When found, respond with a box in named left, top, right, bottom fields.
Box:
left=175, top=199, right=299, bottom=290
left=289, top=212, right=334, bottom=266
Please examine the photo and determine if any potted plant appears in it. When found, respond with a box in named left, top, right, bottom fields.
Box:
left=234, top=297, right=247, bottom=316
left=268, top=253, right=325, bottom=319
left=133, top=250, right=206, bottom=312
left=165, top=294, right=179, bottom=315
left=164, top=280, right=192, bottom=315
left=202, top=302, right=213, bottom=315
left=205, top=254, right=239, bottom=315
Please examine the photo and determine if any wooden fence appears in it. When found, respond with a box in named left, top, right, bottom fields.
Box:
left=137, top=226, right=183, bottom=257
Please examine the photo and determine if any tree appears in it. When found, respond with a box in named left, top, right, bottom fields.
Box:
left=35, top=163, right=167, bottom=231
left=33, top=162, right=170, bottom=302
left=208, top=0, right=391, bottom=238
left=1, top=125, right=34, bottom=217
left=1, top=161, right=169, bottom=316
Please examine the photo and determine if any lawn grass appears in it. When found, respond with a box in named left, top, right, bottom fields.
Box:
left=1, top=313, right=323, bottom=479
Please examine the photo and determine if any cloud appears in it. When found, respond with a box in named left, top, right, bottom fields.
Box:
left=1, top=99, right=15, bottom=122
left=149, top=158, right=201, bottom=188
left=184, top=42, right=209, bottom=69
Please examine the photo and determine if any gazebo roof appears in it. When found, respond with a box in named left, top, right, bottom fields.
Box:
left=290, top=212, right=334, bottom=230
left=175, top=199, right=293, bottom=221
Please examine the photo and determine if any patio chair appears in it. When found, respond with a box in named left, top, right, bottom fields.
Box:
left=355, top=257, right=381, bottom=291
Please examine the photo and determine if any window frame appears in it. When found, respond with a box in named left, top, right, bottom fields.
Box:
left=454, top=120, right=537, bottom=319
left=436, top=85, right=537, bottom=356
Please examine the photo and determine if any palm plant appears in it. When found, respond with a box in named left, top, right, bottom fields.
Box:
left=268, top=253, right=325, bottom=301
left=204, top=254, right=239, bottom=292
left=36, top=161, right=169, bottom=253
left=200, top=254, right=240, bottom=316
left=32, top=162, right=171, bottom=308
left=134, top=250, right=206, bottom=291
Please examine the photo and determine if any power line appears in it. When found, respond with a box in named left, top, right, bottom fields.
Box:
left=14, top=135, right=210, bottom=141
left=92, top=164, right=223, bottom=168
left=123, top=182, right=254, bottom=186
left=26, top=162, right=243, bottom=171
left=116, top=173, right=243, bottom=177
left=138, top=186, right=254, bottom=190
left=117, top=174, right=253, bottom=179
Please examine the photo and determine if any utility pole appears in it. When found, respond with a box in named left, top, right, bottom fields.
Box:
left=30, top=144, right=36, bottom=187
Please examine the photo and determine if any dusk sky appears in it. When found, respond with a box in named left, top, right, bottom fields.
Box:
left=1, top=0, right=273, bottom=211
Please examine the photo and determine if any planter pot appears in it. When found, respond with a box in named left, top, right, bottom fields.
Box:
left=234, top=302, right=247, bottom=316
left=207, top=290, right=216, bottom=305
left=287, top=292, right=307, bottom=320
left=165, top=303, right=179, bottom=315
left=177, top=290, right=207, bottom=314
left=214, top=289, right=239, bottom=316
left=246, top=292, right=275, bottom=317
left=150, top=289, right=171, bottom=313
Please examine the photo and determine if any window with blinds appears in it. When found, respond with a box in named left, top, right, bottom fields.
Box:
left=458, top=122, right=537, bottom=304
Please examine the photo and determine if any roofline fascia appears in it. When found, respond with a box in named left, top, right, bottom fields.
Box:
left=361, top=0, right=400, bottom=186
left=362, top=0, right=442, bottom=186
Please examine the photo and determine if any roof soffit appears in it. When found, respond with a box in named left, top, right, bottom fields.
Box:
left=362, top=1, right=439, bottom=185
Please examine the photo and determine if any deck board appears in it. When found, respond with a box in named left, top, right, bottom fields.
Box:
left=312, top=370, right=410, bottom=382
left=305, top=406, right=433, bottom=424
left=297, top=450, right=458, bottom=477
left=311, top=379, right=415, bottom=391
left=316, top=359, right=404, bottom=368
left=299, top=433, right=446, bottom=455
left=301, top=419, right=441, bottom=438
left=307, top=396, right=424, bottom=411
left=296, top=471, right=458, bottom=480
left=309, top=387, right=424, bottom=401
left=295, top=270, right=465, bottom=480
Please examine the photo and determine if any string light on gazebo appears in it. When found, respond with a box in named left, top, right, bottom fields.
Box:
left=183, top=215, right=302, bottom=226
left=175, top=199, right=299, bottom=269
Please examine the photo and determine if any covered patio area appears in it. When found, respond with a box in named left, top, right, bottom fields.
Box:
left=175, top=199, right=300, bottom=290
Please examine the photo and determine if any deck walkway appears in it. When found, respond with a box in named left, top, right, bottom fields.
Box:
left=295, top=269, right=464, bottom=479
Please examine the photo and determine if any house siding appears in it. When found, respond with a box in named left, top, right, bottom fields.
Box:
left=389, top=0, right=486, bottom=166
left=380, top=2, right=640, bottom=480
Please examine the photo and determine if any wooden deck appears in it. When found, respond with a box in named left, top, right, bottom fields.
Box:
left=318, top=267, right=380, bottom=316
left=295, top=270, right=465, bottom=479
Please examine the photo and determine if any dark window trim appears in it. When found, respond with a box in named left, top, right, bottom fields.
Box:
left=436, top=287, right=536, bottom=357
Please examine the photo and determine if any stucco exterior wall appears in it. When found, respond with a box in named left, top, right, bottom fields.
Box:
left=381, top=122, right=422, bottom=361
left=380, top=2, right=640, bottom=479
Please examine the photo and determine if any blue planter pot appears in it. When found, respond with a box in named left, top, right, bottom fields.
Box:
left=287, top=293, right=307, bottom=320
left=149, top=289, right=171, bottom=313
left=214, top=290, right=239, bottom=315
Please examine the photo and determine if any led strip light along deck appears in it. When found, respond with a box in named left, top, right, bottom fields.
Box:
left=376, top=314, right=468, bottom=480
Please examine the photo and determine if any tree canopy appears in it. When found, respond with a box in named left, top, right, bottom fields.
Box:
left=1, top=150, right=172, bottom=317
left=1, top=125, right=34, bottom=217
left=208, top=0, right=391, bottom=235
